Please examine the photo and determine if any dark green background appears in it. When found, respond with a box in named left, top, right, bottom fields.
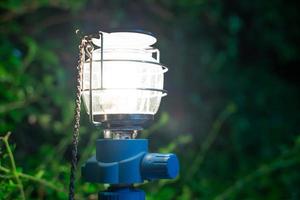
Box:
left=1, top=0, right=300, bottom=199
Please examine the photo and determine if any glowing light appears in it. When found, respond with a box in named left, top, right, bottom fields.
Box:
left=82, top=31, right=167, bottom=115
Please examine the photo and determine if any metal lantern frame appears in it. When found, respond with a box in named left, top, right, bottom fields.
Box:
left=82, top=31, right=168, bottom=127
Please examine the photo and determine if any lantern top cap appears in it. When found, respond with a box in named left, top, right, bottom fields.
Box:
left=92, top=31, right=157, bottom=48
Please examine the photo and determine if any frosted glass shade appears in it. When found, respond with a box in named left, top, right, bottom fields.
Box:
left=82, top=31, right=167, bottom=116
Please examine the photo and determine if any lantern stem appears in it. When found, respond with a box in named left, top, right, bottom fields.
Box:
left=99, top=185, right=145, bottom=200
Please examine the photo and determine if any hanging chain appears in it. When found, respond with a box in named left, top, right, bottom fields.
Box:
left=68, top=35, right=88, bottom=200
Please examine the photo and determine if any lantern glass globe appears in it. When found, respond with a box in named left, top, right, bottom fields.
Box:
left=82, top=31, right=167, bottom=118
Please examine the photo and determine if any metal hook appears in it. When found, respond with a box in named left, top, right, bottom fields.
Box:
left=85, top=43, right=94, bottom=59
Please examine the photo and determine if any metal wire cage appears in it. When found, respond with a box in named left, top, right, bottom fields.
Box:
left=81, top=31, right=168, bottom=130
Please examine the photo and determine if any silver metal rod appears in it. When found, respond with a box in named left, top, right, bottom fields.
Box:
left=89, top=45, right=93, bottom=123
left=99, top=32, right=104, bottom=89
left=84, top=59, right=168, bottom=72
left=82, top=87, right=167, bottom=94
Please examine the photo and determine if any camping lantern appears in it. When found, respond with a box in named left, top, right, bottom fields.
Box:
left=81, top=31, right=167, bottom=138
left=77, top=30, right=179, bottom=200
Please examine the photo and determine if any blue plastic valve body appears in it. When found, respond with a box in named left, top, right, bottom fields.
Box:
left=82, top=139, right=179, bottom=184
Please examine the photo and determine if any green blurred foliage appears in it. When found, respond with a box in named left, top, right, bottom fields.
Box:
left=1, top=0, right=300, bottom=199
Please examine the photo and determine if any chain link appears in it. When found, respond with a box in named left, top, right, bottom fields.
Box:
left=68, top=37, right=87, bottom=200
